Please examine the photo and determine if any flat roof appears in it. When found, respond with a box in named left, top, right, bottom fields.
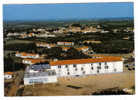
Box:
left=24, top=70, right=56, bottom=78
left=26, top=64, right=50, bottom=72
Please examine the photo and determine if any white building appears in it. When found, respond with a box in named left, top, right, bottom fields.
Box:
left=7, top=32, right=20, bottom=37
left=4, top=72, right=13, bottom=80
left=22, top=58, right=47, bottom=65
left=57, top=42, right=74, bottom=46
left=35, top=34, right=55, bottom=38
left=24, top=64, right=57, bottom=85
left=76, top=46, right=89, bottom=53
left=50, top=57, right=123, bottom=77
left=15, top=52, right=40, bottom=59
left=24, top=56, right=123, bottom=85
left=35, top=42, right=56, bottom=48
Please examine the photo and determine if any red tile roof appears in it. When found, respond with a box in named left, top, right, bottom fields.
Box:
left=50, top=57, right=122, bottom=66
left=4, top=72, right=13, bottom=75
left=16, top=52, right=38, bottom=57
left=76, top=46, right=89, bottom=51
left=23, top=58, right=47, bottom=64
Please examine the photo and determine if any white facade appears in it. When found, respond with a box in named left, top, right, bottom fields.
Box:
left=15, top=53, right=39, bottom=59
left=57, top=42, right=74, bottom=46
left=22, top=59, right=32, bottom=65
left=24, top=64, right=57, bottom=85
left=24, top=57, right=123, bottom=85
left=51, top=61, right=123, bottom=77
left=4, top=74, right=12, bottom=80
left=24, top=75, right=57, bottom=85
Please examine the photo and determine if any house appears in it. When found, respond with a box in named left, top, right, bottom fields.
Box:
left=100, top=30, right=109, bottom=33
left=36, top=42, right=56, bottom=48
left=83, top=40, right=102, bottom=44
left=76, top=46, right=89, bottom=53
left=24, top=56, right=123, bottom=85
left=24, top=64, right=57, bottom=85
left=68, top=26, right=81, bottom=33
left=123, top=36, right=130, bottom=40
left=4, top=72, right=13, bottom=80
left=62, top=47, right=70, bottom=51
left=15, top=52, right=40, bottom=59
left=22, top=58, right=48, bottom=65
left=20, top=33, right=28, bottom=38
left=57, top=42, right=74, bottom=46
left=82, top=26, right=99, bottom=33
left=7, top=32, right=20, bottom=37
left=50, top=57, right=123, bottom=77
left=35, top=34, right=55, bottom=38
left=28, top=33, right=35, bottom=37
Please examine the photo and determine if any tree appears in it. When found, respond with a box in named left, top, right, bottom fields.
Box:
left=46, top=47, right=62, bottom=59
left=66, top=47, right=90, bottom=59
left=4, top=56, right=25, bottom=72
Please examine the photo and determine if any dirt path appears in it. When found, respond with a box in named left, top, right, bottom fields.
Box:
left=7, top=71, right=24, bottom=96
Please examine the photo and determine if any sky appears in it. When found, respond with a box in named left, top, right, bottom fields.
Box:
left=3, top=2, right=134, bottom=21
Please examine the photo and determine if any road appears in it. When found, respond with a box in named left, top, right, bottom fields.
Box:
left=7, top=71, right=24, bottom=96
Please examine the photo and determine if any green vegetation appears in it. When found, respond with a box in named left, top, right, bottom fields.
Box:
left=4, top=56, right=25, bottom=72
left=4, top=19, right=134, bottom=71
left=4, top=42, right=37, bottom=53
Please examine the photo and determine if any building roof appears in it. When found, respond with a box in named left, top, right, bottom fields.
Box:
left=4, top=72, right=13, bottom=75
left=16, top=52, right=39, bottom=56
left=24, top=70, right=56, bottom=78
left=50, top=57, right=122, bottom=66
left=23, top=58, right=47, bottom=64
left=76, top=46, right=89, bottom=51
left=57, top=42, right=74, bottom=43
left=62, top=47, right=70, bottom=50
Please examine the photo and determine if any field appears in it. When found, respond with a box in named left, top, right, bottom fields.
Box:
left=5, top=39, right=33, bottom=45
left=22, top=68, right=135, bottom=96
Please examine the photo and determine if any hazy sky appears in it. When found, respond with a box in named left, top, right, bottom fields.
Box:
left=3, top=2, right=134, bottom=21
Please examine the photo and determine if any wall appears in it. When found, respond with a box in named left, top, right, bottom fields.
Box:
left=51, top=61, right=123, bottom=77
left=24, top=75, right=57, bottom=85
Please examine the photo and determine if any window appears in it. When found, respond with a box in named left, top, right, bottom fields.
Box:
left=73, top=64, right=77, bottom=67
left=29, top=80, right=33, bottom=83
left=105, top=62, right=107, bottom=65
left=52, top=72, right=55, bottom=75
left=67, top=72, right=70, bottom=75
left=99, top=62, right=101, bottom=66
left=105, top=66, right=109, bottom=69
left=97, top=66, right=101, bottom=69
left=65, top=65, right=68, bottom=68
left=81, top=67, right=84, bottom=71
left=58, top=65, right=61, bottom=68
left=91, top=67, right=94, bottom=70
left=114, top=68, right=117, bottom=72
left=97, top=70, right=99, bottom=73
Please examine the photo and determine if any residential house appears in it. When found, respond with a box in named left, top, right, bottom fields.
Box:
left=4, top=72, right=13, bottom=80
left=36, top=42, right=56, bottom=48
left=62, top=47, right=70, bottom=51
left=83, top=40, right=102, bottom=44
left=57, top=42, right=74, bottom=46
left=76, top=46, right=89, bottom=53
left=15, top=52, right=40, bottom=59
left=24, top=64, right=57, bottom=85
left=22, top=58, right=48, bottom=65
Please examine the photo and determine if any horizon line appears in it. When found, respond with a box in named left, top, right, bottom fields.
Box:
left=3, top=17, right=134, bottom=22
